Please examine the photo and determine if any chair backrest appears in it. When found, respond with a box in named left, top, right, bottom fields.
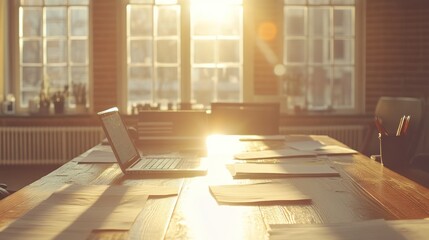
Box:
left=210, top=102, right=280, bottom=135
left=368, top=97, right=425, bottom=163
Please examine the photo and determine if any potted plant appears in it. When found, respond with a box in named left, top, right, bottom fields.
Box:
left=51, top=85, right=68, bottom=114
left=72, top=83, right=87, bottom=113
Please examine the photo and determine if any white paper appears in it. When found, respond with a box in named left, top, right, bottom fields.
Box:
left=239, top=135, right=286, bottom=141
left=0, top=184, right=180, bottom=240
left=287, top=140, right=357, bottom=155
left=78, top=150, right=117, bottom=164
left=234, top=148, right=316, bottom=160
left=209, top=182, right=311, bottom=204
left=287, top=140, right=326, bottom=151
left=227, top=163, right=340, bottom=178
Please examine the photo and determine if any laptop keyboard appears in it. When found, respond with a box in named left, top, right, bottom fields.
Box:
left=141, top=157, right=182, bottom=170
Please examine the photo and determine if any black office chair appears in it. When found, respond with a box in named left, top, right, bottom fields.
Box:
left=361, top=96, right=425, bottom=168
left=210, top=102, right=280, bottom=135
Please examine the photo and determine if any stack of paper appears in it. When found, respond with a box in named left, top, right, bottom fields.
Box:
left=226, top=163, right=340, bottom=178
left=209, top=182, right=311, bottom=204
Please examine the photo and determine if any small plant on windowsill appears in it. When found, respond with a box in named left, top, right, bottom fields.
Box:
left=283, top=72, right=306, bottom=113
left=72, top=82, right=87, bottom=113
left=51, top=85, right=69, bottom=114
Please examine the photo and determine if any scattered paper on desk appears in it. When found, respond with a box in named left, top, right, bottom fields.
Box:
left=234, top=148, right=316, bottom=160
left=286, top=140, right=326, bottom=151
left=239, top=135, right=286, bottom=141
left=0, top=184, right=180, bottom=240
left=77, top=150, right=117, bottom=163
left=312, top=145, right=358, bottom=155
left=287, top=140, right=357, bottom=155
left=269, top=219, right=429, bottom=240
left=209, top=182, right=311, bottom=204
left=227, top=163, right=340, bottom=178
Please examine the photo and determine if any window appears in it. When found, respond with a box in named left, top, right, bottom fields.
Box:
left=283, top=0, right=357, bottom=111
left=16, top=0, right=90, bottom=109
left=125, top=0, right=242, bottom=110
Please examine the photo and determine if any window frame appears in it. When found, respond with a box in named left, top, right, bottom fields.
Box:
left=9, top=0, right=93, bottom=113
left=278, top=0, right=364, bottom=113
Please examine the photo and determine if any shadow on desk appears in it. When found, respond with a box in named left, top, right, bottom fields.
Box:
left=0, top=164, right=60, bottom=192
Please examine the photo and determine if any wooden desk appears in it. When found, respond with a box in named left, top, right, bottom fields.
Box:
left=0, top=135, right=428, bottom=239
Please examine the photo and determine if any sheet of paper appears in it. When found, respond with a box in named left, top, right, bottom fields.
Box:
left=269, top=219, right=427, bottom=240
left=209, top=182, right=311, bottom=204
left=234, top=148, right=316, bottom=160
left=286, top=140, right=326, bottom=151
left=311, top=145, right=358, bottom=155
left=0, top=184, right=180, bottom=240
left=287, top=140, right=357, bottom=155
left=239, top=135, right=286, bottom=141
left=227, top=163, right=340, bottom=178
left=78, top=150, right=117, bottom=163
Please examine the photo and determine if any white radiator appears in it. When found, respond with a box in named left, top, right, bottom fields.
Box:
left=280, top=125, right=366, bottom=151
left=0, top=127, right=105, bottom=165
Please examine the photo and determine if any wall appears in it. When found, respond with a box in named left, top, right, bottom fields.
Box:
left=365, top=0, right=429, bottom=113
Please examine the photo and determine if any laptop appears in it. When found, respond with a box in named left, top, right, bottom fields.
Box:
left=137, top=110, right=208, bottom=144
left=97, top=107, right=208, bottom=178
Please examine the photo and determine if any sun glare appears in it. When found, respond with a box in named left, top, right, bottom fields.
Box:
left=191, top=0, right=242, bottom=24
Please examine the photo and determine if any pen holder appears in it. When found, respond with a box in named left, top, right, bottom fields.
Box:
left=378, top=134, right=407, bottom=170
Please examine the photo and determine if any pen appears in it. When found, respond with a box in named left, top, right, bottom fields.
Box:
left=401, top=115, right=411, bottom=136
left=396, top=115, right=405, bottom=136
left=374, top=116, right=389, bottom=136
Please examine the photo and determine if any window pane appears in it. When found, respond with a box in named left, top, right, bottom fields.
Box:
left=219, top=6, right=241, bottom=36
left=333, top=67, right=353, bottom=107
left=332, top=0, right=355, bottom=5
left=192, top=68, right=215, bottom=106
left=157, top=40, right=178, bottom=63
left=46, top=66, right=68, bottom=89
left=194, top=40, right=215, bottom=63
left=285, top=39, right=306, bottom=63
left=21, top=0, right=43, bottom=5
left=22, top=40, right=42, bottom=63
left=308, top=8, right=330, bottom=37
left=157, top=7, right=179, bottom=36
left=219, top=40, right=239, bottom=63
left=71, top=66, right=88, bottom=83
left=309, top=0, right=330, bottom=5
left=192, top=8, right=218, bottom=36
left=309, top=39, right=330, bottom=64
left=69, top=0, right=90, bottom=5
left=129, top=6, right=152, bottom=36
left=21, top=92, right=40, bottom=107
left=21, top=7, right=42, bottom=37
left=285, top=8, right=305, bottom=36
left=217, top=68, right=240, bottom=102
left=46, top=7, right=67, bottom=36
left=334, top=39, right=354, bottom=64
left=70, top=40, right=88, bottom=63
left=130, top=40, right=153, bottom=63
left=334, top=8, right=353, bottom=36
left=22, top=67, right=42, bottom=90
left=129, top=67, right=152, bottom=103
left=156, top=67, right=179, bottom=101
left=46, top=39, right=67, bottom=63
left=70, top=8, right=88, bottom=36
left=45, top=0, right=67, bottom=5
left=307, top=67, right=332, bottom=108
left=284, top=0, right=306, bottom=5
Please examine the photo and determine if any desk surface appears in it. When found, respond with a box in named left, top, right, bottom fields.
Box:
left=0, top=135, right=428, bottom=239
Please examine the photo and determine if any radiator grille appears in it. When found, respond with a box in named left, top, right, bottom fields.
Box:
left=280, top=125, right=366, bottom=151
left=0, top=127, right=105, bottom=165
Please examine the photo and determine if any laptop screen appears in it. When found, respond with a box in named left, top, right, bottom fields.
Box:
left=98, top=108, right=139, bottom=167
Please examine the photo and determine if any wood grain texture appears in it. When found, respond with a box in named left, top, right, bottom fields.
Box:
left=1, top=136, right=428, bottom=240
